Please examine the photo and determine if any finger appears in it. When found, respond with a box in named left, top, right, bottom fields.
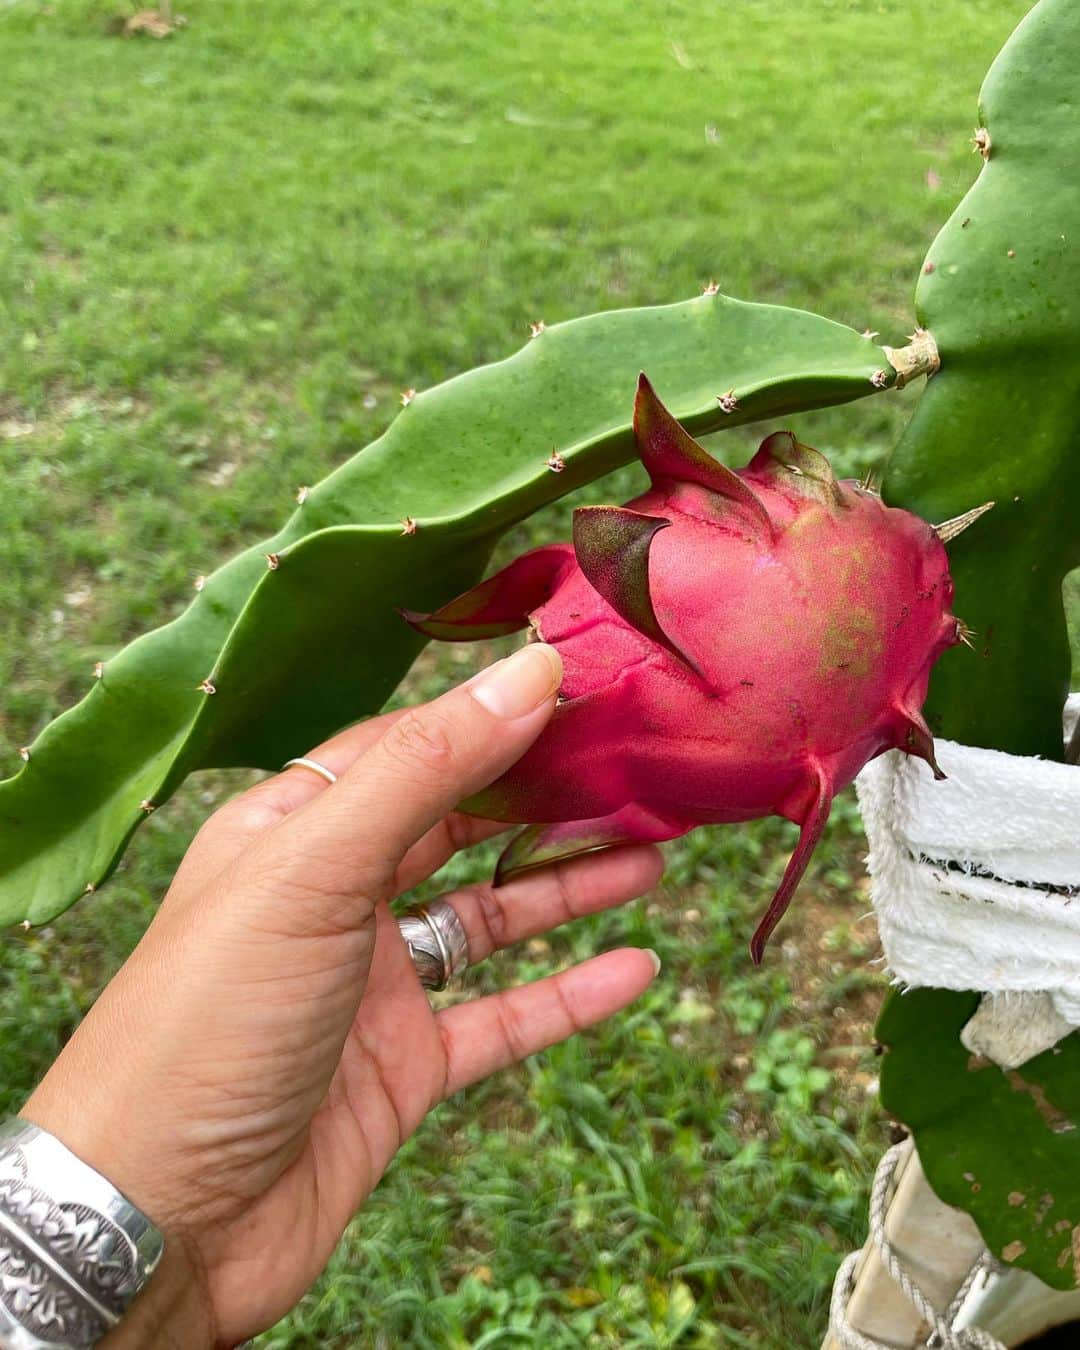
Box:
left=171, top=709, right=411, bottom=894
left=439, top=844, right=664, bottom=964
left=342, top=901, right=447, bottom=1121
left=178, top=718, right=510, bottom=901
left=261, top=645, right=563, bottom=913
left=392, top=813, right=509, bottom=895
left=276, top=711, right=408, bottom=802
left=437, top=948, right=660, bottom=1097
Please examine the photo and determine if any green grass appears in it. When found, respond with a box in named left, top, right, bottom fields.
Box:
left=0, top=0, right=1069, bottom=1345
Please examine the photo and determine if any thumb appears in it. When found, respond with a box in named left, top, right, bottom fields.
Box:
left=253, top=643, right=563, bottom=912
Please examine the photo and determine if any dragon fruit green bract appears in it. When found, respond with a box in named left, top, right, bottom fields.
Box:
left=404, top=374, right=967, bottom=961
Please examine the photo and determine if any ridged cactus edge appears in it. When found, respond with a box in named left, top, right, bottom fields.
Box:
left=879, top=0, right=1080, bottom=1290
left=0, top=293, right=891, bottom=925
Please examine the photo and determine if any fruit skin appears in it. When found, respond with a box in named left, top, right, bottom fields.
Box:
left=405, top=375, right=962, bottom=961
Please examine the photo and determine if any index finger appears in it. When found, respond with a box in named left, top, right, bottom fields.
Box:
left=170, top=708, right=410, bottom=891
left=250, top=645, right=562, bottom=916
left=437, top=948, right=661, bottom=1097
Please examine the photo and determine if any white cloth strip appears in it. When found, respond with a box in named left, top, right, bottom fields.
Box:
left=855, top=695, right=1080, bottom=1036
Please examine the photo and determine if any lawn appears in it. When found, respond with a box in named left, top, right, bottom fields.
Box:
left=0, top=0, right=1066, bottom=1345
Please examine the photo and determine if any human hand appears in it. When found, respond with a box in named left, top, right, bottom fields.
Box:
left=22, top=644, right=663, bottom=1348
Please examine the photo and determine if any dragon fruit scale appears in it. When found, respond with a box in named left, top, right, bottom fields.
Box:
left=403, top=374, right=976, bottom=961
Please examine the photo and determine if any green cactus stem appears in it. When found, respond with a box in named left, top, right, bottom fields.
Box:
left=0, top=293, right=890, bottom=926
left=879, top=0, right=1080, bottom=1290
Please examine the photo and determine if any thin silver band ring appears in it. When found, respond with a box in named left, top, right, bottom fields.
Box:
left=280, top=758, right=467, bottom=990
left=282, top=756, right=338, bottom=785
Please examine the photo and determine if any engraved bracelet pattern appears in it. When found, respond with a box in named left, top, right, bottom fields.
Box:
left=0, top=1119, right=164, bottom=1349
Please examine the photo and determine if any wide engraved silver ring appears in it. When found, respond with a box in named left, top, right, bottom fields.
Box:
left=397, top=900, right=469, bottom=991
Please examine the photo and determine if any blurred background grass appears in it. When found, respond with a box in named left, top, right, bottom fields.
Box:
left=1, top=0, right=1072, bottom=1345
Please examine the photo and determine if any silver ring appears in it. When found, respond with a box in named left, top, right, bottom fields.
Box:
left=282, top=756, right=338, bottom=785
left=397, top=899, right=469, bottom=991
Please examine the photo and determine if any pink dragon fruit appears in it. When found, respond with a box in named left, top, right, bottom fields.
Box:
left=404, top=375, right=973, bottom=961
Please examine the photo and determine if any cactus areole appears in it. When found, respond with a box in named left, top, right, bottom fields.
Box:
left=404, top=376, right=968, bottom=961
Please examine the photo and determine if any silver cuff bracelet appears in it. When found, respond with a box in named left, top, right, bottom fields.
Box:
left=0, top=1118, right=164, bottom=1349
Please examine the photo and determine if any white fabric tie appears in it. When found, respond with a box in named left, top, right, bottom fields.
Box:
left=855, top=695, right=1080, bottom=1060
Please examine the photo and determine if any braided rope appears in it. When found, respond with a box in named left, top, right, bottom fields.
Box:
left=829, top=1144, right=1007, bottom=1350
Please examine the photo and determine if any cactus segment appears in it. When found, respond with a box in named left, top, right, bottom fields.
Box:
left=883, top=0, right=1080, bottom=759
left=400, top=545, right=576, bottom=640
left=878, top=0, right=1080, bottom=1290
left=880, top=991, right=1080, bottom=1295
left=0, top=294, right=890, bottom=925
left=571, top=507, right=699, bottom=674
left=633, top=373, right=772, bottom=532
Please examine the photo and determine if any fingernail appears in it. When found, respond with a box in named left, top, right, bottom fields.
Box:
left=646, top=949, right=662, bottom=977
left=470, top=644, right=562, bottom=719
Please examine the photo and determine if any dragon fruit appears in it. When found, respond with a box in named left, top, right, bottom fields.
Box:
left=404, top=375, right=977, bottom=961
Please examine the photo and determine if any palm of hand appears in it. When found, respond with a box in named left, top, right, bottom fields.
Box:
left=25, top=650, right=661, bottom=1339
left=26, top=665, right=661, bottom=1348
left=168, top=799, right=655, bottom=1343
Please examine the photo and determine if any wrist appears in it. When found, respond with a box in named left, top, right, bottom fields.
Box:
left=19, top=1011, right=167, bottom=1228
left=6, top=1111, right=218, bottom=1350
left=98, top=1238, right=216, bottom=1350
